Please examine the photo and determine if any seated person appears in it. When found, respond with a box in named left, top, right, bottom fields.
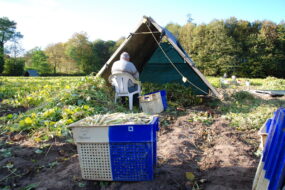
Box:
left=111, top=52, right=139, bottom=93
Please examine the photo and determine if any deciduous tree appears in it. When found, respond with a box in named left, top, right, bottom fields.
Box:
left=65, top=32, right=93, bottom=73
left=26, top=48, right=51, bottom=74
left=0, top=17, right=23, bottom=73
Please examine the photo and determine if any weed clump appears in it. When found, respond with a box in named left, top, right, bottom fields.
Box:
left=232, top=91, right=255, bottom=102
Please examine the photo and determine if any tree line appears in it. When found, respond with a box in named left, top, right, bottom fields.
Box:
left=22, top=33, right=124, bottom=75
left=167, top=17, right=285, bottom=78
left=1, top=16, right=285, bottom=78
left=0, top=17, right=124, bottom=76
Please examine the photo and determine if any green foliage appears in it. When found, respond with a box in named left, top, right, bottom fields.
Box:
left=25, top=48, right=51, bottom=74
left=178, top=18, right=285, bottom=78
left=21, top=183, right=38, bottom=190
left=206, top=76, right=285, bottom=130
left=45, top=43, right=70, bottom=74
left=3, top=58, right=24, bottom=76
left=205, top=76, right=220, bottom=88
left=2, top=17, right=285, bottom=78
left=42, top=37, right=117, bottom=75
left=1, top=79, right=203, bottom=138
left=165, top=23, right=181, bottom=38
left=262, top=76, right=285, bottom=90
left=65, top=32, right=95, bottom=73
left=113, top=37, right=125, bottom=50
left=91, top=40, right=116, bottom=73
left=232, top=91, right=255, bottom=102
left=142, top=82, right=202, bottom=107
left=219, top=91, right=281, bottom=130
left=179, top=21, right=236, bottom=76
left=1, top=76, right=284, bottom=141
left=0, top=148, right=12, bottom=158
left=0, top=17, right=23, bottom=73
left=0, top=76, right=128, bottom=141
left=63, top=33, right=117, bottom=74
left=207, top=76, right=285, bottom=91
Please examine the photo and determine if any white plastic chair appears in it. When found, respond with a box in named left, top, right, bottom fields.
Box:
left=108, top=72, right=141, bottom=110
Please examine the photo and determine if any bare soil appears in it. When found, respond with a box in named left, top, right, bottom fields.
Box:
left=0, top=104, right=27, bottom=117
left=0, top=107, right=260, bottom=190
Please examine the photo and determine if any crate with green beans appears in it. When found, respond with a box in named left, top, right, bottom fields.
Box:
left=68, top=113, right=160, bottom=181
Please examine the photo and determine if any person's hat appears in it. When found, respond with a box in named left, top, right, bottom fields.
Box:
left=120, top=52, right=130, bottom=60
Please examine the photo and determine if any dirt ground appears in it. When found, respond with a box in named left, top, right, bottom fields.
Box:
left=0, top=104, right=27, bottom=117
left=0, top=105, right=260, bottom=190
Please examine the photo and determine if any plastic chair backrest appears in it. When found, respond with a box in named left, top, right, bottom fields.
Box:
left=109, top=73, right=137, bottom=94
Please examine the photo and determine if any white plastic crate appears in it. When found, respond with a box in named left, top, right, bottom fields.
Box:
left=139, top=90, right=167, bottom=114
left=258, top=118, right=271, bottom=150
left=71, top=126, right=112, bottom=180
left=258, top=123, right=268, bottom=150
left=77, top=143, right=112, bottom=180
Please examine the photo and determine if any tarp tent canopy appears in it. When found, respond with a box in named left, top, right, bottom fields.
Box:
left=97, top=16, right=219, bottom=97
left=140, top=42, right=210, bottom=95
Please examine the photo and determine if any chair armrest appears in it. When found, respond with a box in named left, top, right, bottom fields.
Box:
left=108, top=75, right=113, bottom=84
left=133, top=79, right=141, bottom=86
left=109, top=72, right=141, bottom=86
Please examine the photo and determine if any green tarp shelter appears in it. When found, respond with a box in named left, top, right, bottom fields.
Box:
left=97, top=16, right=219, bottom=97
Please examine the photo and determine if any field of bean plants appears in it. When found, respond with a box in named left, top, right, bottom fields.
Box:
left=0, top=76, right=284, bottom=190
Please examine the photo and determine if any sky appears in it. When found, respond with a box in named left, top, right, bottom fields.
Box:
left=0, top=0, right=284, bottom=51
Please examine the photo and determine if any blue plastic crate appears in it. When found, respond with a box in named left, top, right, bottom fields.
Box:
left=265, top=118, right=272, bottom=133
left=266, top=109, right=285, bottom=190
left=108, top=117, right=159, bottom=142
left=110, top=142, right=154, bottom=181
left=108, top=117, right=159, bottom=181
left=257, top=108, right=285, bottom=190
left=71, top=116, right=160, bottom=181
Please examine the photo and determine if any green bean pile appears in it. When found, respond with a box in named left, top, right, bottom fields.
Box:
left=73, top=113, right=154, bottom=126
